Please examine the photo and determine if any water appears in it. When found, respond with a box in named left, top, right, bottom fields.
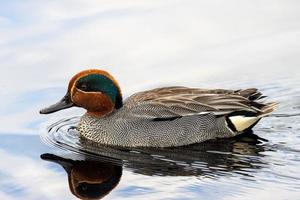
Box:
left=1, top=1, right=300, bottom=200
left=37, top=77, right=300, bottom=200
left=2, top=77, right=300, bottom=200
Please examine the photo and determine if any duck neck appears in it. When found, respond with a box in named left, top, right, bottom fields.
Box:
left=86, top=108, right=115, bottom=117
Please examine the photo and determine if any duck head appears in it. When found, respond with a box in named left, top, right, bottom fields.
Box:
left=41, top=153, right=122, bottom=200
left=40, top=69, right=123, bottom=116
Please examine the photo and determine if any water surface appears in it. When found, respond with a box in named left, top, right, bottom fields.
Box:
left=38, top=76, right=300, bottom=200
left=1, top=1, right=300, bottom=199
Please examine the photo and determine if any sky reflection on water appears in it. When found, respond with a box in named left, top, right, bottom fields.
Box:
left=0, top=0, right=300, bottom=199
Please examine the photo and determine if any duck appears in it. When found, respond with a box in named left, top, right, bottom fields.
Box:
left=40, top=69, right=278, bottom=147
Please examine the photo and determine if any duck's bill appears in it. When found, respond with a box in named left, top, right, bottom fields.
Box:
left=41, top=153, right=73, bottom=172
left=40, top=93, right=74, bottom=114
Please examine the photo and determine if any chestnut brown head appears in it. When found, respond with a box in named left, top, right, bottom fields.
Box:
left=40, top=69, right=122, bottom=116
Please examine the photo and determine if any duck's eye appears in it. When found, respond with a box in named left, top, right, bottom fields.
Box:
left=78, top=84, right=88, bottom=90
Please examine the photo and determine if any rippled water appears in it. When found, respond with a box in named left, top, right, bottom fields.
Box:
left=1, top=1, right=300, bottom=199
left=1, top=77, right=300, bottom=200
left=37, top=76, right=300, bottom=200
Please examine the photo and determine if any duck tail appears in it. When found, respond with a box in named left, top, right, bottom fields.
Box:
left=227, top=101, right=278, bottom=133
left=257, top=102, right=279, bottom=118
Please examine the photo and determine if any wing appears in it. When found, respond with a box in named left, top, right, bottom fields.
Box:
left=124, top=86, right=269, bottom=119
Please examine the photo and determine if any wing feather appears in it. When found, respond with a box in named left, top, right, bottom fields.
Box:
left=124, top=86, right=268, bottom=119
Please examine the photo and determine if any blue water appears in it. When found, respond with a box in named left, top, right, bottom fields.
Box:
left=1, top=1, right=300, bottom=199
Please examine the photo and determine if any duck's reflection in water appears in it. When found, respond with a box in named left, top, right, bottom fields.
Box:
left=41, top=154, right=122, bottom=200
left=41, top=132, right=268, bottom=199
left=79, top=132, right=267, bottom=177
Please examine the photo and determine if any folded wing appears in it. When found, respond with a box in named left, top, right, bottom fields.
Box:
left=124, top=86, right=277, bottom=121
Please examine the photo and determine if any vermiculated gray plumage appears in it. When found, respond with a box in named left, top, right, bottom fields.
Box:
left=78, top=86, right=277, bottom=147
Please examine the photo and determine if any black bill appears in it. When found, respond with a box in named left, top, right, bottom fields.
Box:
left=40, top=93, right=74, bottom=114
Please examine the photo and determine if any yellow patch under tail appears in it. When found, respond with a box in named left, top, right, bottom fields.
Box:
left=228, top=116, right=260, bottom=132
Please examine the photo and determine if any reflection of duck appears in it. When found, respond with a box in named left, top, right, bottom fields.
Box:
left=41, top=154, right=122, bottom=200
left=41, top=133, right=267, bottom=199
left=40, top=69, right=277, bottom=147
left=125, top=134, right=267, bottom=177
left=76, top=132, right=266, bottom=177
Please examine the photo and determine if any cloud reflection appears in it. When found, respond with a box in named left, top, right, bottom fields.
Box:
left=0, top=149, right=71, bottom=200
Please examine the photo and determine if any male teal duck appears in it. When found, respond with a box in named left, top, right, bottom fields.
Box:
left=40, top=69, right=278, bottom=147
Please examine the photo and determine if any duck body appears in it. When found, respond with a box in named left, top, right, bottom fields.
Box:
left=40, top=70, right=278, bottom=148
left=78, top=86, right=276, bottom=147
left=79, top=103, right=232, bottom=147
